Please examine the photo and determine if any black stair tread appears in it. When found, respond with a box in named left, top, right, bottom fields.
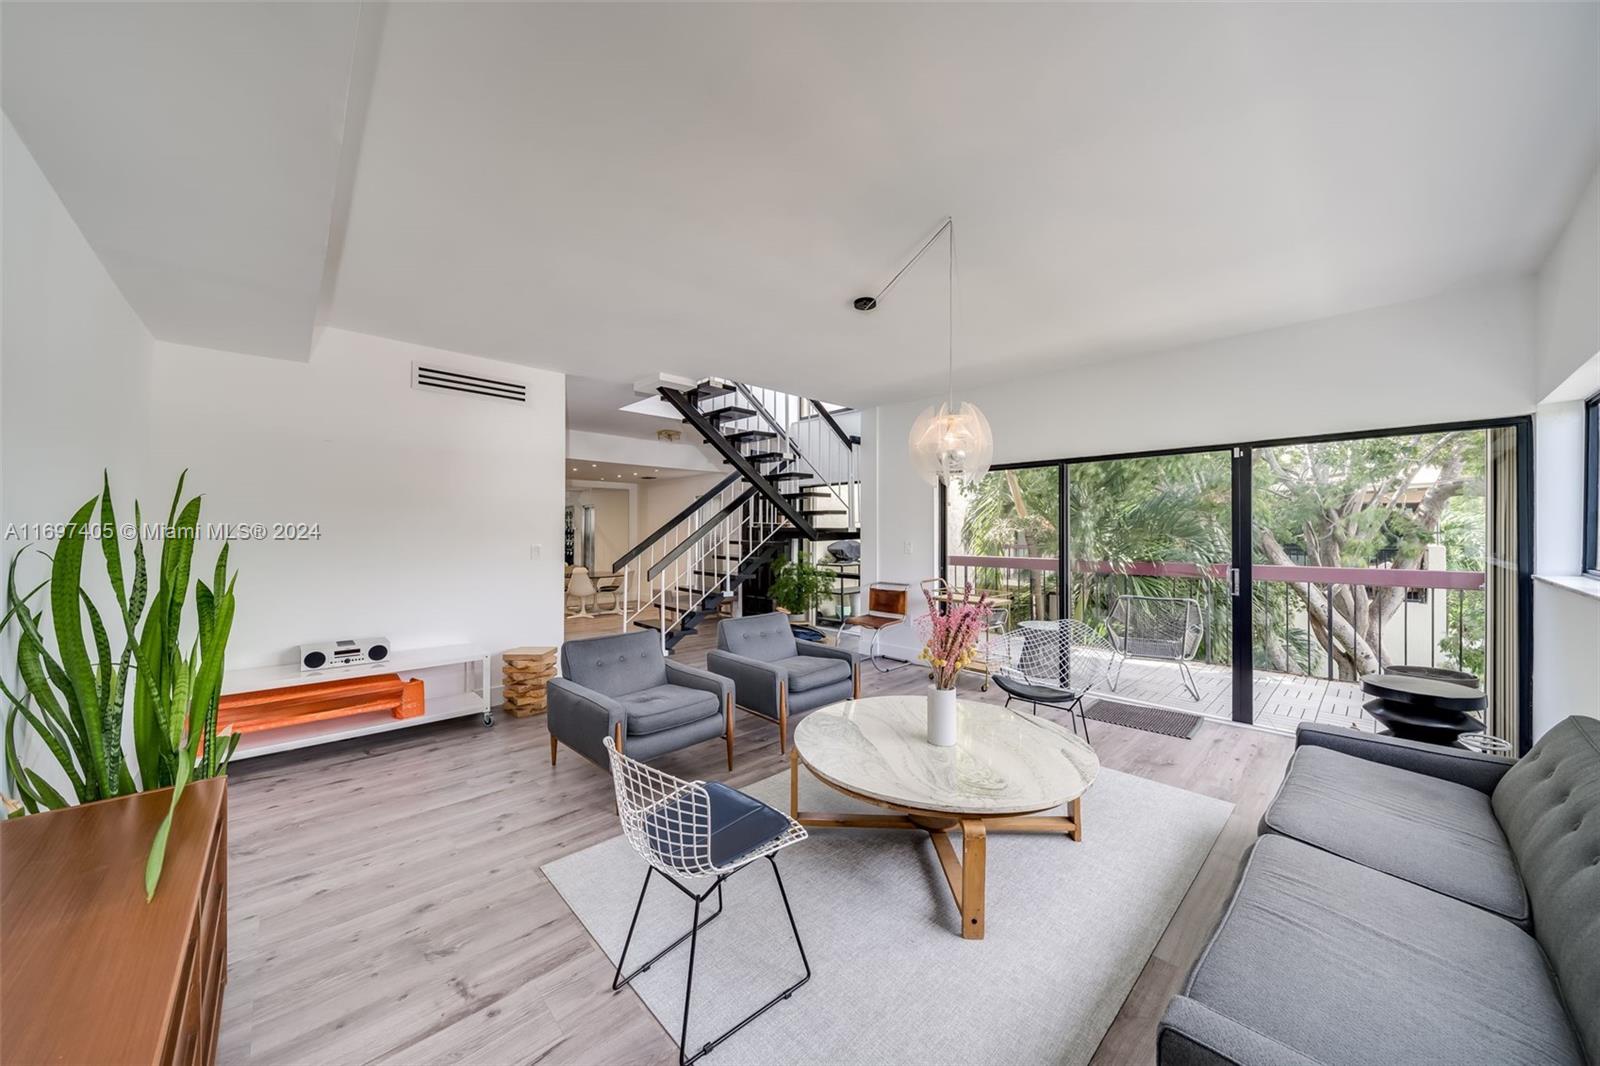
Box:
left=744, top=451, right=784, bottom=463
left=800, top=508, right=848, bottom=515
left=689, top=383, right=736, bottom=402
left=781, top=488, right=835, bottom=498
left=725, top=430, right=778, bottom=443
left=706, top=405, right=756, bottom=422
left=768, top=472, right=810, bottom=483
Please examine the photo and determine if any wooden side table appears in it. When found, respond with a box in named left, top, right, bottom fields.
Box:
left=503, top=646, right=557, bottom=717
left=1, top=778, right=228, bottom=1065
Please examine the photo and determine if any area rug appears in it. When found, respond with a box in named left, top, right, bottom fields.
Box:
left=1083, top=699, right=1205, bottom=739
left=542, top=766, right=1231, bottom=1066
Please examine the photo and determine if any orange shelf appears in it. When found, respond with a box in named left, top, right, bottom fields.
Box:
left=219, top=674, right=425, bottom=735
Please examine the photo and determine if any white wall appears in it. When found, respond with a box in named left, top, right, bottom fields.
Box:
left=1535, top=166, right=1600, bottom=401
left=2, top=117, right=153, bottom=544
left=640, top=472, right=727, bottom=534
left=862, top=279, right=1539, bottom=660
left=1530, top=165, right=1600, bottom=737
left=147, top=329, right=566, bottom=700
left=2, top=118, right=156, bottom=796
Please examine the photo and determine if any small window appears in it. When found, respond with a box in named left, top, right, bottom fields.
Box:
left=1585, top=393, right=1599, bottom=577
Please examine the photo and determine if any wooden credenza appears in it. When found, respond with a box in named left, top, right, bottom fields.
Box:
left=1, top=777, right=228, bottom=1065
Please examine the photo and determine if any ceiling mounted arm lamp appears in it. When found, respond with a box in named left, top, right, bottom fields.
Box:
left=854, top=217, right=993, bottom=488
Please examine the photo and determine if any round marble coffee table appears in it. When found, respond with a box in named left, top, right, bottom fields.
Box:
left=789, top=695, right=1099, bottom=939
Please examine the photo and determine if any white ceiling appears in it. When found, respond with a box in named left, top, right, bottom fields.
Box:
left=4, top=3, right=1597, bottom=402
left=1, top=2, right=379, bottom=360
left=565, top=374, right=694, bottom=441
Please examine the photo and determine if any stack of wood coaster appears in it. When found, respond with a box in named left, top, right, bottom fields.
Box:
left=502, top=646, right=557, bottom=717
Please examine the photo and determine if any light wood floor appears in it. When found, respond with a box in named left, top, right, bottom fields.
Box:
left=218, top=615, right=1293, bottom=1065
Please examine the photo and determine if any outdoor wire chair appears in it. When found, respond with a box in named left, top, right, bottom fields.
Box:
left=605, top=738, right=810, bottom=1066
left=992, top=619, right=1115, bottom=740
left=1107, top=594, right=1206, bottom=701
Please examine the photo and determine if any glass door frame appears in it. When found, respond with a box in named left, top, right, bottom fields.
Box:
left=935, top=415, right=1535, bottom=752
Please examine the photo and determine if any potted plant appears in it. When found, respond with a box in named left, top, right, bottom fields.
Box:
left=768, top=557, right=831, bottom=625
left=917, top=585, right=990, bottom=745
left=2, top=472, right=239, bottom=898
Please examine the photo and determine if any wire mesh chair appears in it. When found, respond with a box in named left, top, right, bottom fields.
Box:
left=992, top=619, right=1115, bottom=740
left=605, top=738, right=810, bottom=1065
left=1106, top=595, right=1206, bottom=701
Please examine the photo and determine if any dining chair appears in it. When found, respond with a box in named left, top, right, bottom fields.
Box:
left=842, top=583, right=910, bottom=671
left=567, top=566, right=598, bottom=618
left=993, top=619, right=1114, bottom=740
left=606, top=738, right=811, bottom=1066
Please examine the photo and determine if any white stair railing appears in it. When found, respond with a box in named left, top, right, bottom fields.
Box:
left=617, top=487, right=787, bottom=649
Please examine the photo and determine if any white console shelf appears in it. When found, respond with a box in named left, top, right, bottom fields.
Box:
left=222, top=643, right=492, bottom=760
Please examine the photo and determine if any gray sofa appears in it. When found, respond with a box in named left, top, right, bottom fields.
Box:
left=1159, top=715, right=1599, bottom=1066
left=547, top=630, right=735, bottom=771
left=706, top=613, right=860, bottom=753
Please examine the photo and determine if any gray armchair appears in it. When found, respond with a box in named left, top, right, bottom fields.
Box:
left=548, top=630, right=735, bottom=771
left=706, top=613, right=860, bottom=753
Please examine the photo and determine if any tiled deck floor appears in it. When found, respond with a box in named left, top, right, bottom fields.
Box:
left=1085, top=656, right=1376, bottom=735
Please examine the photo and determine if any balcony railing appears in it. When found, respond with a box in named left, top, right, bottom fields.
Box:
left=945, top=553, right=1486, bottom=681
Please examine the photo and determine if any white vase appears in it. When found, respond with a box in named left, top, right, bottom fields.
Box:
left=926, top=686, right=958, bottom=746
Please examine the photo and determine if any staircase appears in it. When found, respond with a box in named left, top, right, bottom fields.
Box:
left=611, top=379, right=860, bottom=651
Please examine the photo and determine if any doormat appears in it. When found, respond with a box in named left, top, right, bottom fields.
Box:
left=1084, top=699, right=1204, bottom=739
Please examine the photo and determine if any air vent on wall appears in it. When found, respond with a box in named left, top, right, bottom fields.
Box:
left=412, top=362, right=527, bottom=404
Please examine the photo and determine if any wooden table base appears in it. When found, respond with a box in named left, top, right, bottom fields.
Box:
left=788, top=748, right=1082, bottom=939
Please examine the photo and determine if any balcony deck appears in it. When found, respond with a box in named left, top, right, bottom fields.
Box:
left=1079, top=655, right=1376, bottom=734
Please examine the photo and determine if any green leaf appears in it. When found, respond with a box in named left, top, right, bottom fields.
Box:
left=161, top=495, right=203, bottom=653
left=82, top=590, right=113, bottom=719
left=195, top=580, right=216, bottom=650
left=216, top=731, right=241, bottom=774
left=144, top=757, right=191, bottom=901
left=2, top=673, right=86, bottom=803
left=5, top=706, right=41, bottom=815
left=128, top=500, right=149, bottom=625
left=165, top=469, right=188, bottom=529
left=49, top=498, right=110, bottom=796
left=100, top=471, right=128, bottom=616
left=23, top=770, right=68, bottom=810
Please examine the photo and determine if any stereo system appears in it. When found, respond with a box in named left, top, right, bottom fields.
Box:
left=299, top=637, right=392, bottom=672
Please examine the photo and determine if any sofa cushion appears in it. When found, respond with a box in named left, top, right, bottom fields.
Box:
left=620, top=685, right=720, bottom=736
left=1182, top=835, right=1584, bottom=1066
left=1492, top=715, right=1600, bottom=1062
left=776, top=654, right=851, bottom=693
left=559, top=630, right=668, bottom=697
left=716, top=612, right=795, bottom=663
left=1263, top=745, right=1528, bottom=924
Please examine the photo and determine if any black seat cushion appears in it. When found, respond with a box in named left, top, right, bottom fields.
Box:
left=643, top=781, right=794, bottom=871
left=993, top=674, right=1078, bottom=704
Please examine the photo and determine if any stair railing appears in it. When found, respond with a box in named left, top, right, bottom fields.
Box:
left=629, top=489, right=786, bottom=650
left=613, top=476, right=745, bottom=633
left=699, top=383, right=859, bottom=533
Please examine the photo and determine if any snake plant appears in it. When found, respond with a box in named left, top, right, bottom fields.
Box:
left=2, top=472, right=239, bottom=898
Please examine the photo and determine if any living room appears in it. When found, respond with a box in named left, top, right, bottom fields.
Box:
left=2, top=4, right=1596, bottom=1066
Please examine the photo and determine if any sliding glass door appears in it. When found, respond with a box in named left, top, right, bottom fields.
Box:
left=944, top=464, right=1062, bottom=627
left=1065, top=450, right=1237, bottom=719
left=1249, top=426, right=1526, bottom=746
left=938, top=417, right=1532, bottom=749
